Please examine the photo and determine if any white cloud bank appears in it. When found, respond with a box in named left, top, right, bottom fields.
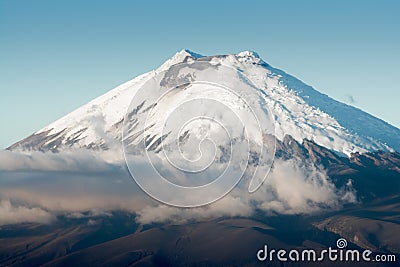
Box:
left=136, top=159, right=356, bottom=224
left=0, top=149, right=357, bottom=226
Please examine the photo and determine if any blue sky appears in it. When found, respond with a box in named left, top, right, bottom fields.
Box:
left=1, top=0, right=399, bottom=149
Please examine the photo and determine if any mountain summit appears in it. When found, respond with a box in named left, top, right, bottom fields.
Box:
left=8, top=50, right=400, bottom=156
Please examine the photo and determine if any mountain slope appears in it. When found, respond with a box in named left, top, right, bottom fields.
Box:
left=8, top=49, right=400, bottom=156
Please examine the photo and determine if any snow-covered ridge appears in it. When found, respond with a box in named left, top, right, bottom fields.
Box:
left=11, top=49, right=400, bottom=156
left=236, top=51, right=265, bottom=65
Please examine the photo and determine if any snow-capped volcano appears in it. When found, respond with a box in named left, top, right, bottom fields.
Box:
left=3, top=50, right=400, bottom=263
left=9, top=49, right=400, bottom=156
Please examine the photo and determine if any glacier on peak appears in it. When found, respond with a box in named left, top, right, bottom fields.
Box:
left=7, top=49, right=400, bottom=157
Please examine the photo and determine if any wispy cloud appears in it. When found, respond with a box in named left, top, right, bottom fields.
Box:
left=0, top=200, right=55, bottom=226
left=0, top=149, right=123, bottom=172
left=346, top=94, right=356, bottom=104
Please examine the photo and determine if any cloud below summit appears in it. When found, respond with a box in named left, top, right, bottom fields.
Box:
left=0, top=150, right=356, bottom=226
left=0, top=200, right=55, bottom=226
